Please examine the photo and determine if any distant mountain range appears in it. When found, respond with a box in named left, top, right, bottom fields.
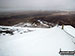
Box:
left=0, top=11, right=75, bottom=27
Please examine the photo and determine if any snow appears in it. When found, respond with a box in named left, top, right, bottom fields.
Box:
left=38, top=20, right=49, bottom=27
left=13, top=20, right=54, bottom=28
left=64, top=25, right=75, bottom=44
left=14, top=22, right=32, bottom=27
left=64, top=26, right=75, bottom=37
left=0, top=26, right=75, bottom=56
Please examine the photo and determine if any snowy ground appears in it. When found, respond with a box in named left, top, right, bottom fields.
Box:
left=0, top=25, right=75, bottom=56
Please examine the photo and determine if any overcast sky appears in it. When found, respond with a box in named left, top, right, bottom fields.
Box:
left=0, top=0, right=75, bottom=11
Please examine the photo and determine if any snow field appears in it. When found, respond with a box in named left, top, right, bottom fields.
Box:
left=0, top=26, right=75, bottom=56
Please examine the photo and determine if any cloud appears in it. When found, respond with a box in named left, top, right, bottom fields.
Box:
left=0, top=0, right=75, bottom=11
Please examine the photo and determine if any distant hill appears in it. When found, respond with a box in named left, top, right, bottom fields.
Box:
left=0, top=11, right=75, bottom=27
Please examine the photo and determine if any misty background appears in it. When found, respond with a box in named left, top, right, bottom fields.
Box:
left=0, top=0, right=75, bottom=12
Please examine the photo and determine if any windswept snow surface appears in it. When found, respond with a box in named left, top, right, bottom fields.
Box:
left=0, top=26, right=75, bottom=56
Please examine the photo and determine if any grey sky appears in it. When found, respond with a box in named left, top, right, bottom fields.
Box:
left=0, top=0, right=75, bottom=11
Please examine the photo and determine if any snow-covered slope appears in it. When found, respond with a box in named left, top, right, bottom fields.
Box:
left=14, top=20, right=55, bottom=28
left=64, top=26, right=75, bottom=37
left=0, top=26, right=75, bottom=56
